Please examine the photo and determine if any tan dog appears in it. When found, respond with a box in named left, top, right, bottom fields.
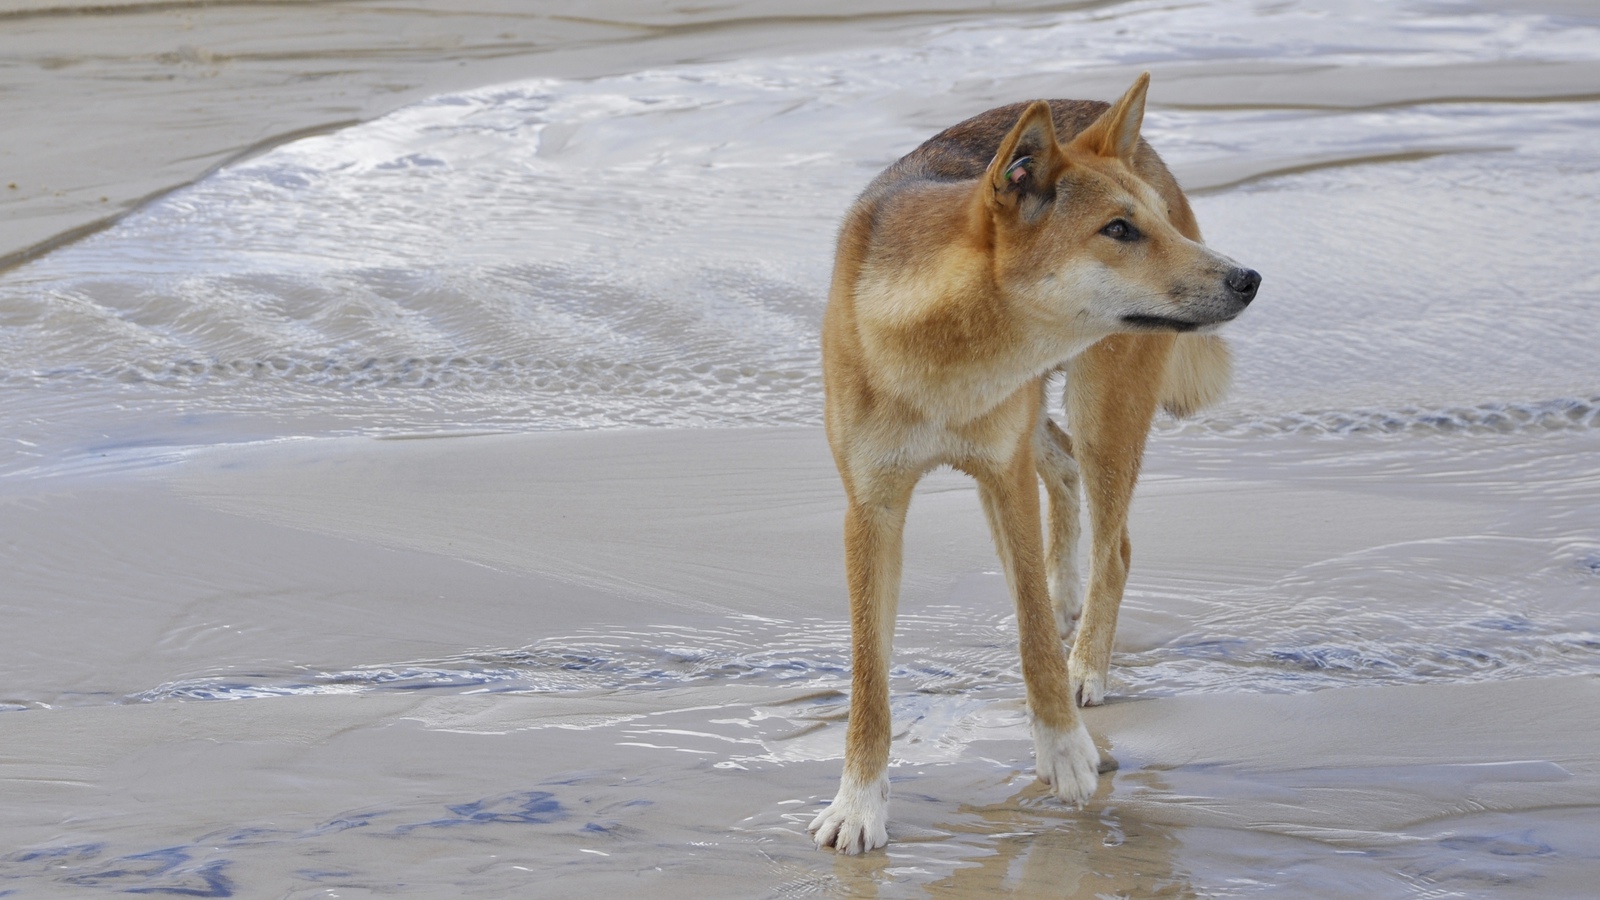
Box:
left=809, top=73, right=1259, bottom=853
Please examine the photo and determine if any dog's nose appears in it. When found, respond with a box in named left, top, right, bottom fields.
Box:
left=1226, top=267, right=1261, bottom=304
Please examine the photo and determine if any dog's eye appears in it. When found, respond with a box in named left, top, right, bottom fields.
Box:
left=1101, top=219, right=1140, bottom=242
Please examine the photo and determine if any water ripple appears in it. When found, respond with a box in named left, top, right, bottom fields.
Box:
left=1165, top=396, right=1600, bottom=438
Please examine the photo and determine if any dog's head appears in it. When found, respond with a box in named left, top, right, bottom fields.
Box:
left=981, top=74, right=1259, bottom=335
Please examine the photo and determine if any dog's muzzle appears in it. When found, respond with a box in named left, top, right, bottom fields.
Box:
left=1120, top=267, right=1262, bottom=332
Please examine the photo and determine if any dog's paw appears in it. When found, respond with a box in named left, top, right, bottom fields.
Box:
left=1068, top=655, right=1108, bottom=707
left=1031, top=717, right=1099, bottom=806
left=807, top=774, right=889, bottom=855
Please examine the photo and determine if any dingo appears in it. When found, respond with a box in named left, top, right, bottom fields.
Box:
left=809, top=73, right=1259, bottom=853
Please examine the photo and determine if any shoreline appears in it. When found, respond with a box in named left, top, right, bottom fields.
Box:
left=8, top=0, right=1598, bottom=272
left=0, top=0, right=1091, bottom=271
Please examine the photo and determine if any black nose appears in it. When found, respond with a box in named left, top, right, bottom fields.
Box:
left=1226, top=267, right=1261, bottom=304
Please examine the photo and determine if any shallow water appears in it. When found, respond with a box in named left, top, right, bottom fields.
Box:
left=3, top=0, right=1599, bottom=896
left=3, top=0, right=1596, bottom=695
left=2, top=0, right=1599, bottom=474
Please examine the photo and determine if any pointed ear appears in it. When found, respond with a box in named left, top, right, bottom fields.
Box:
left=1071, top=71, right=1150, bottom=160
left=985, top=100, right=1065, bottom=210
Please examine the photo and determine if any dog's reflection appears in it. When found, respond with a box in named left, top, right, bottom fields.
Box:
left=826, top=750, right=1195, bottom=898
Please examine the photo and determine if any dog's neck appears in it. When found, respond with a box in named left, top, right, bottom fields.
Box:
left=853, top=245, right=1100, bottom=426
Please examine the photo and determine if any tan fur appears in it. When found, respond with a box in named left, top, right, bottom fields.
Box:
left=1161, top=332, right=1234, bottom=418
left=809, top=74, right=1258, bottom=854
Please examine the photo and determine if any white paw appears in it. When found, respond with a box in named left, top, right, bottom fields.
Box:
left=1068, top=655, right=1107, bottom=707
left=808, top=773, right=890, bottom=854
left=1031, top=717, right=1099, bottom=806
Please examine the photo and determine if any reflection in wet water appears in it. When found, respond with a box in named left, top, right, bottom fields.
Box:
left=922, top=773, right=1196, bottom=899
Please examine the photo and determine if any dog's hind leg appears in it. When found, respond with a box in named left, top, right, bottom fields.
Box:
left=809, top=470, right=916, bottom=854
left=1064, top=333, right=1172, bottom=706
left=1034, top=411, right=1084, bottom=641
left=975, top=440, right=1097, bottom=804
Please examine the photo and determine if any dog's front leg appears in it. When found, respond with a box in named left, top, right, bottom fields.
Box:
left=1064, top=333, right=1170, bottom=706
left=810, top=477, right=914, bottom=854
left=977, top=453, right=1098, bottom=805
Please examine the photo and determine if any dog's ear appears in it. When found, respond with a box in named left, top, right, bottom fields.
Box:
left=985, top=101, right=1065, bottom=212
left=1071, top=71, right=1150, bottom=160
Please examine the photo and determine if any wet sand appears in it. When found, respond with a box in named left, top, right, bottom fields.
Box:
left=4, top=0, right=1600, bottom=895
left=7, top=0, right=1599, bottom=270
left=5, top=428, right=1599, bottom=895
left=0, top=0, right=1091, bottom=270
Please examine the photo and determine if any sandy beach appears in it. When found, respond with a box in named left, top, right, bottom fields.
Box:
left=6, top=427, right=1599, bottom=895
left=3, top=0, right=1599, bottom=896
